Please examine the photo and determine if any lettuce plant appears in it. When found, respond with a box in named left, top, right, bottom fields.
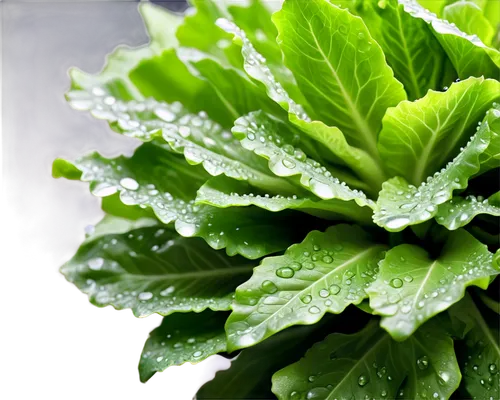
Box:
left=53, top=0, right=500, bottom=398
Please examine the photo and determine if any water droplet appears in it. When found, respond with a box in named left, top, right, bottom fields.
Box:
left=385, top=217, right=410, bottom=230
left=160, top=286, right=175, bottom=296
left=179, top=126, right=191, bottom=137
left=156, top=356, right=163, bottom=362
left=276, top=267, right=295, bottom=278
left=261, top=280, right=278, bottom=294
left=301, top=294, right=312, bottom=304
left=282, top=159, right=296, bottom=169
left=193, top=351, right=202, bottom=358
left=329, top=284, right=341, bottom=295
left=309, top=306, right=320, bottom=314
left=322, top=255, right=333, bottom=264
left=308, top=375, right=316, bottom=382
left=319, top=289, right=329, bottom=298
left=306, top=387, right=330, bottom=399
left=404, top=275, right=413, bottom=283
left=138, top=292, right=153, bottom=301
left=120, top=177, right=139, bottom=191
left=289, top=262, right=302, bottom=271
left=489, top=364, right=497, bottom=374
left=390, top=278, right=403, bottom=288
left=93, top=182, right=118, bottom=197
left=339, top=25, right=348, bottom=34
left=417, top=356, right=429, bottom=370
left=304, top=261, right=315, bottom=270
left=401, top=304, right=411, bottom=313
left=358, top=375, right=369, bottom=386
left=154, top=107, right=176, bottom=122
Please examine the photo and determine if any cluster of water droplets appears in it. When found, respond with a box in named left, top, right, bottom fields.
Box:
left=376, top=122, right=489, bottom=230
left=234, top=115, right=372, bottom=206
left=141, top=327, right=225, bottom=374
left=462, top=339, right=499, bottom=398
left=400, top=0, right=488, bottom=49
left=436, top=194, right=500, bottom=230
left=68, top=86, right=265, bottom=184
left=216, top=18, right=310, bottom=122
left=376, top=250, right=496, bottom=330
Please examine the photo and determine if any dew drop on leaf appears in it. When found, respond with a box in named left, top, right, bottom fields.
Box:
left=358, top=375, right=369, bottom=386
left=322, top=255, right=333, bottom=264
left=88, top=257, right=104, bottom=271
left=289, top=262, right=302, bottom=271
left=417, top=356, right=429, bottom=370
left=304, top=261, right=315, bottom=270
left=319, top=289, right=329, bottom=298
left=276, top=267, right=295, bottom=278
left=390, top=278, right=403, bottom=288
left=261, top=280, right=278, bottom=294
left=309, top=306, right=321, bottom=314
left=301, top=294, right=312, bottom=304
left=330, top=284, right=341, bottom=295
left=119, top=177, right=139, bottom=191
left=138, top=292, right=153, bottom=301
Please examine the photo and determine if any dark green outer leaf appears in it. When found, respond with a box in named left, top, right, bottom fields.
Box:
left=62, top=219, right=254, bottom=317
left=271, top=319, right=461, bottom=400
left=54, top=143, right=305, bottom=259
left=139, top=311, right=228, bottom=382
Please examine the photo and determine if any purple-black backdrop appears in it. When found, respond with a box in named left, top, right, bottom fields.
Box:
left=0, top=0, right=190, bottom=390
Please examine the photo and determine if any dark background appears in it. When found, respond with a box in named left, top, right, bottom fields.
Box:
left=0, top=0, right=186, bottom=388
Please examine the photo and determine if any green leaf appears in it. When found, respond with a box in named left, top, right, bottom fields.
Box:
left=79, top=214, right=160, bottom=245
left=233, top=112, right=376, bottom=208
left=271, top=319, right=460, bottom=400
left=139, top=311, right=228, bottom=382
left=478, top=291, right=500, bottom=314
left=176, top=0, right=237, bottom=65
left=53, top=143, right=304, bottom=259
left=400, top=0, right=500, bottom=79
left=366, top=229, right=499, bottom=340
left=449, top=294, right=500, bottom=399
left=61, top=217, right=254, bottom=317
left=378, top=77, right=500, bottom=185
left=68, top=3, right=182, bottom=101
left=436, top=192, right=500, bottom=230
left=217, top=18, right=387, bottom=190
left=225, top=225, right=387, bottom=350
left=443, top=0, right=495, bottom=45
left=374, top=117, right=491, bottom=231
left=138, top=3, right=182, bottom=52
left=478, top=103, right=500, bottom=175
left=273, top=0, right=407, bottom=160
left=180, top=50, right=283, bottom=122
left=66, top=88, right=296, bottom=194
left=196, top=176, right=374, bottom=224
left=416, top=0, right=447, bottom=15
left=198, top=315, right=342, bottom=399
left=356, top=0, right=451, bottom=100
